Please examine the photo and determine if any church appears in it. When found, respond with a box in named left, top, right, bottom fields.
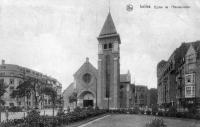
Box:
left=63, top=12, right=135, bottom=109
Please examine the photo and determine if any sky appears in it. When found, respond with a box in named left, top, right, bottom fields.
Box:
left=0, top=0, right=200, bottom=90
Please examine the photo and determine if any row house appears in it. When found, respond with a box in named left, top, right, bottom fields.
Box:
left=157, top=41, right=200, bottom=109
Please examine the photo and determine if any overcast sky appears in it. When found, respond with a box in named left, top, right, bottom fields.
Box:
left=0, top=0, right=200, bottom=90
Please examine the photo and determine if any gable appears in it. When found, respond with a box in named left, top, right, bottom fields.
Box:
left=186, top=44, right=196, bottom=56
left=74, top=59, right=97, bottom=79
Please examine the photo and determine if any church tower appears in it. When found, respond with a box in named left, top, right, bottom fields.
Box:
left=97, top=13, right=121, bottom=109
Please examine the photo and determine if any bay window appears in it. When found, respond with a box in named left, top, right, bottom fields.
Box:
left=185, top=86, right=195, bottom=98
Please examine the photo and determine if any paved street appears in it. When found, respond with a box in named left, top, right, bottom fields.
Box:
left=82, top=114, right=200, bottom=127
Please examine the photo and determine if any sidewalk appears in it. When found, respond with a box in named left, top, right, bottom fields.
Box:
left=62, top=114, right=109, bottom=127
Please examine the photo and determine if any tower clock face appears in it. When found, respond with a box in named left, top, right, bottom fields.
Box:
left=82, top=73, right=91, bottom=84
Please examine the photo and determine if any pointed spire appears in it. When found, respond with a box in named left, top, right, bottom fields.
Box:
left=99, top=12, right=117, bottom=36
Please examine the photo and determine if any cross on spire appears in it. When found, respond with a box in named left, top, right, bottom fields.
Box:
left=108, top=0, right=110, bottom=13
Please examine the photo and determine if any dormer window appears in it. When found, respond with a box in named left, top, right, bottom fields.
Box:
left=186, top=54, right=196, bottom=64
left=185, top=73, right=195, bottom=84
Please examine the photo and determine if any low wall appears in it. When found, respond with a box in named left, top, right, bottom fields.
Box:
left=0, top=109, right=58, bottom=122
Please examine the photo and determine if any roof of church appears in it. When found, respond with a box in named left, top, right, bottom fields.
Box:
left=62, top=82, right=75, bottom=95
left=74, top=58, right=97, bottom=77
left=99, top=12, right=117, bottom=36
left=120, top=74, right=130, bottom=83
left=135, top=85, right=148, bottom=89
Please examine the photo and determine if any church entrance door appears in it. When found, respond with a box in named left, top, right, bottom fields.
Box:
left=82, top=92, right=94, bottom=107
left=83, top=100, right=93, bottom=107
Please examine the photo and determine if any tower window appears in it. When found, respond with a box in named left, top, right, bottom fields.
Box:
left=105, top=55, right=110, bottom=98
left=104, top=44, right=107, bottom=49
left=109, top=43, right=112, bottom=49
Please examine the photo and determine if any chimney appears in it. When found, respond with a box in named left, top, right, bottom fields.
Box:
left=2, top=59, right=5, bottom=65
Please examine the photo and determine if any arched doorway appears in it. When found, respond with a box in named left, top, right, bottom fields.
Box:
left=78, top=91, right=95, bottom=108
left=83, top=93, right=94, bottom=107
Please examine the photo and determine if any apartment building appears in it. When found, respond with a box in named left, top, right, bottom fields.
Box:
left=0, top=60, right=62, bottom=109
left=157, top=41, right=200, bottom=109
left=135, top=85, right=148, bottom=107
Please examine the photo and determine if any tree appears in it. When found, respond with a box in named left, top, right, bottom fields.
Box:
left=56, top=95, right=63, bottom=109
left=68, top=92, right=78, bottom=107
left=40, top=86, right=58, bottom=127
left=10, top=81, right=30, bottom=110
left=27, top=78, right=43, bottom=109
left=41, top=86, right=57, bottom=117
left=0, top=79, right=7, bottom=122
left=11, top=77, right=43, bottom=109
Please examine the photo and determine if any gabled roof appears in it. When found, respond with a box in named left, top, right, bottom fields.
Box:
left=62, top=82, right=75, bottom=95
left=157, top=60, right=167, bottom=69
left=99, top=12, right=117, bottom=36
left=191, top=41, right=200, bottom=51
left=74, top=58, right=97, bottom=78
left=186, top=44, right=195, bottom=56
left=174, top=41, right=200, bottom=67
